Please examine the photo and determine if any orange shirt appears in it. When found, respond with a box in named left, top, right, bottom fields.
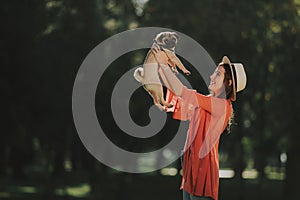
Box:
left=166, top=87, right=232, bottom=200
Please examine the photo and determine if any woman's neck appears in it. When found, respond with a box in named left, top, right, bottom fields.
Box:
left=210, top=89, right=226, bottom=99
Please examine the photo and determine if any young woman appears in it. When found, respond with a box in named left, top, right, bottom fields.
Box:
left=152, top=50, right=247, bottom=200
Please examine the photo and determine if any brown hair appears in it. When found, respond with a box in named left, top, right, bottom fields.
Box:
left=221, top=64, right=235, bottom=132
left=222, top=64, right=234, bottom=100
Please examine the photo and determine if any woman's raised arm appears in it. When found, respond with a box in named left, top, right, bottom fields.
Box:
left=152, top=49, right=184, bottom=96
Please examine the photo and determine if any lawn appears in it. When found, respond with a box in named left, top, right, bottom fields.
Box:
left=0, top=171, right=284, bottom=200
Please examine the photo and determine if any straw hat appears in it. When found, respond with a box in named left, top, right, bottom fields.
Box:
left=220, top=56, right=247, bottom=101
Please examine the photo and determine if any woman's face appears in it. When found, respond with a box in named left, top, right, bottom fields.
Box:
left=209, top=65, right=225, bottom=95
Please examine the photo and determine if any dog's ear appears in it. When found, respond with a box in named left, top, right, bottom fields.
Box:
left=171, top=32, right=179, bottom=40
left=154, top=32, right=165, bottom=45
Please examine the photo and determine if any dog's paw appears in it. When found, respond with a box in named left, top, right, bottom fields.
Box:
left=171, top=66, right=179, bottom=74
left=184, top=70, right=191, bottom=76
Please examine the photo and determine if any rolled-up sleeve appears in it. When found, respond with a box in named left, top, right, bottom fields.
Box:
left=165, top=87, right=227, bottom=120
left=165, top=87, right=199, bottom=121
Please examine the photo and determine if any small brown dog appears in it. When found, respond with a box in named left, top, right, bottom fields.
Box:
left=134, top=31, right=190, bottom=110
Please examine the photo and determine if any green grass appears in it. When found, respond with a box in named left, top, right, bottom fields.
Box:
left=0, top=171, right=284, bottom=200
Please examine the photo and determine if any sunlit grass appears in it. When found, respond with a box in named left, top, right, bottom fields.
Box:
left=159, top=167, right=285, bottom=180
left=55, top=183, right=91, bottom=197
left=220, top=169, right=235, bottom=178
left=15, top=186, right=38, bottom=194
left=160, top=168, right=178, bottom=176
left=242, top=169, right=259, bottom=179
left=265, top=166, right=285, bottom=180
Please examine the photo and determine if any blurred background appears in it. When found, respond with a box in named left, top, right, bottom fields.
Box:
left=1, top=0, right=300, bottom=199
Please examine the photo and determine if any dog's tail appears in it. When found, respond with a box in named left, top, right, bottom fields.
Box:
left=133, top=67, right=144, bottom=83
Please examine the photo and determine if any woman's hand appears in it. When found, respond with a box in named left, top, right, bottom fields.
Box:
left=151, top=43, right=160, bottom=53
left=151, top=44, right=178, bottom=73
left=151, top=44, right=168, bottom=65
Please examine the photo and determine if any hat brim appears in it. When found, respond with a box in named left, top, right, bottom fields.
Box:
left=221, top=56, right=236, bottom=101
